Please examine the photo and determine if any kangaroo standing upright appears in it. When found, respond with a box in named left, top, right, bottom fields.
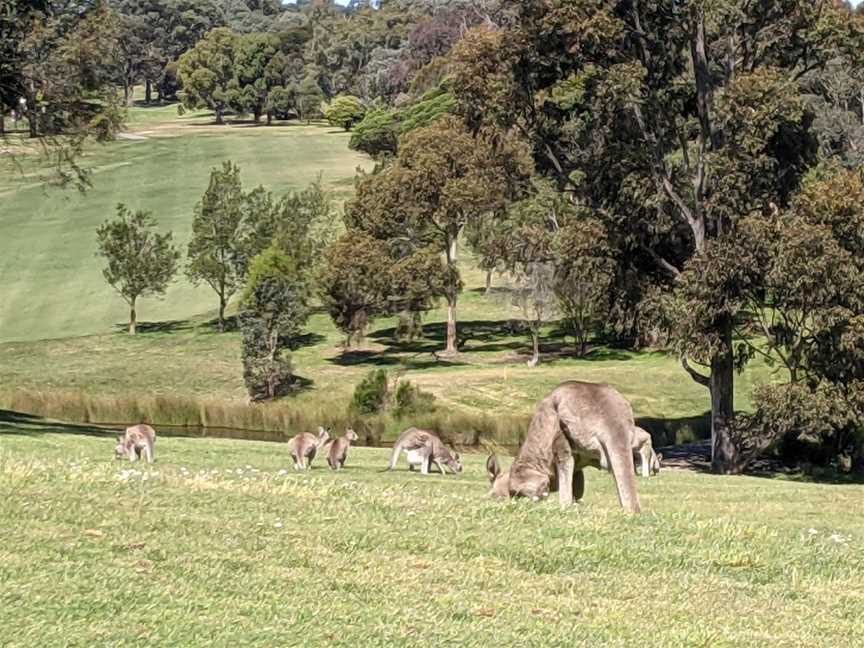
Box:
left=488, top=381, right=641, bottom=513
left=327, top=428, right=359, bottom=470
left=287, top=427, right=330, bottom=470
left=114, top=424, right=156, bottom=463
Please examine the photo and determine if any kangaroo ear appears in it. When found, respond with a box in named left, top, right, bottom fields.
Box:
left=486, top=454, right=500, bottom=483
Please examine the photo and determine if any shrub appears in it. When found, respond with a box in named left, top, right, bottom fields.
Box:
left=351, top=369, right=389, bottom=415
left=323, top=95, right=366, bottom=131
left=349, top=108, right=398, bottom=157
left=392, top=380, right=436, bottom=418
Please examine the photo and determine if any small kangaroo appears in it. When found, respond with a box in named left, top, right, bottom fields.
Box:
left=632, top=427, right=662, bottom=477
left=114, top=424, right=156, bottom=463
left=287, top=426, right=330, bottom=470
left=384, top=427, right=462, bottom=475
left=327, top=428, right=359, bottom=470
left=492, top=381, right=642, bottom=513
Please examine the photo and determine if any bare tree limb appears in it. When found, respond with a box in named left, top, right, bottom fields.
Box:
left=682, top=354, right=711, bottom=388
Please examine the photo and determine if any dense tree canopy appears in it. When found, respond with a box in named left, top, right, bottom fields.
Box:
left=8, top=0, right=864, bottom=470
left=443, top=0, right=864, bottom=472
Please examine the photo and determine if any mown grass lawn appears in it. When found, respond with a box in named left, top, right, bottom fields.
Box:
left=0, top=106, right=369, bottom=344
left=1, top=421, right=862, bottom=647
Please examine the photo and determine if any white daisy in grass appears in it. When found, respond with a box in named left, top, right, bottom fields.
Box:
left=274, top=521, right=284, bottom=528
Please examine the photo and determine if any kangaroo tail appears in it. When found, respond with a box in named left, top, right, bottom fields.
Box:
left=379, top=443, right=402, bottom=472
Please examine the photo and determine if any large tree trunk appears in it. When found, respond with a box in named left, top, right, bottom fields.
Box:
left=445, top=297, right=457, bottom=354
left=485, top=270, right=492, bottom=295
left=0, top=111, right=4, bottom=136
left=129, top=301, right=137, bottom=335
left=215, top=106, right=224, bottom=125
left=267, top=111, right=273, bottom=126
left=710, top=316, right=737, bottom=473
left=145, top=79, right=152, bottom=104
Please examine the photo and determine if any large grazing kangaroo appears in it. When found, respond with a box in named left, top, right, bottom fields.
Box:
left=287, top=427, right=330, bottom=470
left=114, top=424, right=156, bottom=463
left=384, top=427, right=463, bottom=475
left=327, top=428, right=359, bottom=470
left=487, top=381, right=641, bottom=513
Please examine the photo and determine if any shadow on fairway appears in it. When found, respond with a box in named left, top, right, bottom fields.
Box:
left=0, top=409, right=115, bottom=437
left=112, top=319, right=194, bottom=335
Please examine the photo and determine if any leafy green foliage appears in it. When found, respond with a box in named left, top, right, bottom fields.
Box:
left=186, top=161, right=248, bottom=331
left=95, top=204, right=180, bottom=334
left=728, top=167, right=864, bottom=469
left=177, top=28, right=239, bottom=124
left=240, top=245, right=310, bottom=401
left=1, top=1, right=126, bottom=189
left=446, top=0, right=864, bottom=471
left=296, top=75, right=325, bottom=123
left=318, top=231, right=391, bottom=346
left=392, top=379, right=436, bottom=418
left=229, top=33, right=280, bottom=121
left=351, top=368, right=389, bottom=416
left=349, top=107, right=399, bottom=158
left=265, top=85, right=296, bottom=120
left=323, top=95, right=366, bottom=131
left=397, top=86, right=455, bottom=134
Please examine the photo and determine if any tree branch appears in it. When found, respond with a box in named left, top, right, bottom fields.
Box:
left=681, top=354, right=711, bottom=388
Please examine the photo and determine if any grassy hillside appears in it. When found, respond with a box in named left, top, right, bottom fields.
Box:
left=0, top=271, right=774, bottom=444
left=0, top=105, right=368, bottom=343
left=1, top=423, right=862, bottom=647
left=0, top=103, right=776, bottom=442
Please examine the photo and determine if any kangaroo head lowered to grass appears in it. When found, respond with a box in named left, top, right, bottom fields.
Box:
left=487, top=381, right=641, bottom=513
left=114, top=423, right=156, bottom=463
left=631, top=426, right=662, bottom=477
left=384, top=427, right=462, bottom=475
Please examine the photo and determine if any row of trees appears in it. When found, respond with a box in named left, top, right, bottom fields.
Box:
left=317, top=0, right=864, bottom=474
left=95, top=162, right=333, bottom=399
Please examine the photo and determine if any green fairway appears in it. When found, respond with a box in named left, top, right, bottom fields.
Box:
left=0, top=107, right=369, bottom=343
left=1, top=422, right=862, bottom=647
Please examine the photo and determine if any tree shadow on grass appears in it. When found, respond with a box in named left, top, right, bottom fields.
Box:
left=642, top=411, right=864, bottom=484
left=0, top=409, right=115, bottom=438
left=467, top=286, right=514, bottom=298
left=112, top=320, right=194, bottom=335
left=368, top=319, right=527, bottom=356
left=329, top=349, right=468, bottom=370
left=500, top=341, right=634, bottom=365
left=290, top=332, right=327, bottom=350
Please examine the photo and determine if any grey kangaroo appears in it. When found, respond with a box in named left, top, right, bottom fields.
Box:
left=486, top=381, right=641, bottom=513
